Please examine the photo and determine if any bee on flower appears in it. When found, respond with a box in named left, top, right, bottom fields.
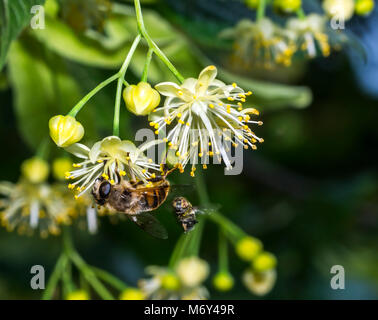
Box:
left=139, top=257, right=210, bottom=300
left=220, top=19, right=296, bottom=69
left=286, top=13, right=331, bottom=58
left=150, top=65, right=263, bottom=176
left=64, top=136, right=161, bottom=198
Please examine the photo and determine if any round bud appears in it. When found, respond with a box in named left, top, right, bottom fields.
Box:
left=252, top=252, right=277, bottom=272
left=52, top=158, right=72, bottom=180
left=21, top=157, right=49, bottom=183
left=65, top=290, right=89, bottom=300
left=119, top=288, right=145, bottom=300
left=235, top=236, right=263, bottom=261
left=49, top=115, right=84, bottom=148
left=213, top=272, right=234, bottom=292
left=123, top=82, right=161, bottom=116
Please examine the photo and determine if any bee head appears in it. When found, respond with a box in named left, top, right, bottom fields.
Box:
left=172, top=197, right=190, bottom=212
left=92, top=177, right=112, bottom=205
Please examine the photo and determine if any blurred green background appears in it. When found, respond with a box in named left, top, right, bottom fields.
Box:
left=0, top=0, right=377, bottom=299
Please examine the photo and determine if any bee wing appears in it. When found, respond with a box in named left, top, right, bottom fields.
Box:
left=129, top=213, right=168, bottom=239
left=195, top=203, right=221, bottom=216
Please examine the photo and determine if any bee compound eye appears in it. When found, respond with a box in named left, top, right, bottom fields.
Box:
left=99, top=181, right=111, bottom=198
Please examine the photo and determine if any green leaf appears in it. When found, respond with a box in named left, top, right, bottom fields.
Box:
left=217, top=67, right=313, bottom=110
left=0, top=0, right=45, bottom=70
left=7, top=38, right=96, bottom=150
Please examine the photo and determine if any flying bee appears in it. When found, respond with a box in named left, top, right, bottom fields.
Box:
left=92, top=172, right=172, bottom=239
left=172, top=197, right=219, bottom=233
left=172, top=197, right=198, bottom=233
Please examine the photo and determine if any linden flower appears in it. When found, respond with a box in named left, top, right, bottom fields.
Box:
left=65, top=136, right=161, bottom=198
left=286, top=14, right=331, bottom=58
left=0, top=181, right=75, bottom=237
left=242, top=269, right=277, bottom=296
left=139, top=265, right=209, bottom=300
left=152, top=66, right=263, bottom=176
left=49, top=115, right=84, bottom=148
left=220, top=19, right=296, bottom=69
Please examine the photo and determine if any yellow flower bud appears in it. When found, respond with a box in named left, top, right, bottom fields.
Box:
left=355, top=0, right=375, bottom=16
left=235, top=236, right=262, bottom=262
left=245, top=0, right=260, bottom=9
left=161, top=273, right=181, bottom=291
left=176, top=257, right=209, bottom=287
left=65, top=290, right=89, bottom=300
left=119, top=288, right=145, bottom=300
left=253, top=252, right=277, bottom=272
left=123, top=82, right=160, bottom=116
left=242, top=269, right=276, bottom=296
left=274, top=0, right=302, bottom=13
left=49, top=115, right=84, bottom=148
left=213, top=272, right=234, bottom=292
left=21, top=157, right=49, bottom=183
left=52, top=158, right=73, bottom=180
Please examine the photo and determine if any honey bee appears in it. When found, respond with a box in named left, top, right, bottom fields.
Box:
left=172, top=197, right=219, bottom=233
left=172, top=197, right=199, bottom=233
left=92, top=173, right=171, bottom=239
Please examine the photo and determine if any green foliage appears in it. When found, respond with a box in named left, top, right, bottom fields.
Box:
left=0, top=0, right=45, bottom=70
left=7, top=38, right=95, bottom=151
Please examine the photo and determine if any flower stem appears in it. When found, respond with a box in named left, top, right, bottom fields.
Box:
left=113, top=35, right=141, bottom=136
left=208, top=211, right=246, bottom=244
left=218, top=229, right=228, bottom=272
left=141, top=48, right=153, bottom=82
left=62, top=228, right=114, bottom=300
left=296, top=7, right=306, bottom=19
left=256, top=0, right=266, bottom=21
left=134, top=0, right=185, bottom=83
left=67, top=73, right=119, bottom=117
left=91, top=267, right=128, bottom=291
left=42, top=254, right=68, bottom=300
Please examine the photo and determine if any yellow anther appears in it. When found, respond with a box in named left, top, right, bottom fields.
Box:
left=163, top=138, right=168, bottom=142
left=259, top=138, right=264, bottom=143
left=148, top=159, right=153, bottom=163
left=227, top=97, right=234, bottom=101
left=198, top=152, right=203, bottom=157
left=154, top=123, right=159, bottom=129
left=218, top=102, right=223, bottom=106
left=241, top=98, right=246, bottom=102
left=238, top=107, right=243, bottom=111
left=232, top=82, right=237, bottom=88
left=110, top=179, right=115, bottom=184
left=119, top=170, right=126, bottom=176
left=252, top=145, right=257, bottom=150
left=97, top=159, right=103, bottom=163
left=246, top=91, right=252, bottom=96
left=155, top=130, right=159, bottom=135
left=238, top=116, right=243, bottom=122
left=258, top=121, right=263, bottom=126
left=142, top=169, right=147, bottom=174
left=176, top=151, right=180, bottom=156
left=149, top=122, right=155, bottom=127
left=151, top=173, right=156, bottom=179
left=178, top=91, right=183, bottom=96
left=208, top=65, right=216, bottom=70
left=209, top=104, right=215, bottom=109
left=203, top=164, right=207, bottom=169
left=101, top=173, right=109, bottom=180
left=245, top=115, right=251, bottom=121
left=177, top=113, right=182, bottom=118
left=186, top=122, right=190, bottom=126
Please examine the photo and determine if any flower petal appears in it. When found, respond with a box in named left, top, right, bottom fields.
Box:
left=155, top=82, right=182, bottom=97
left=65, top=143, right=90, bottom=159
